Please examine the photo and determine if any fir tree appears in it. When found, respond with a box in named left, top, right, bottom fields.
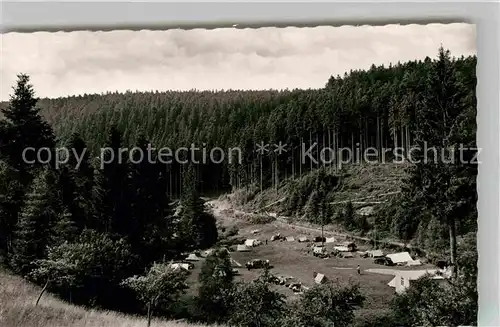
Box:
left=0, top=74, right=55, bottom=256
left=179, top=164, right=217, bottom=250
left=67, top=133, right=95, bottom=229
left=92, top=126, right=130, bottom=234
left=10, top=169, right=59, bottom=275
left=127, top=135, right=173, bottom=263
left=0, top=74, right=55, bottom=185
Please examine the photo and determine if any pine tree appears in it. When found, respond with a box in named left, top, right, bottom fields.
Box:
left=0, top=74, right=55, bottom=256
left=408, top=47, right=473, bottom=276
left=67, top=133, right=94, bottom=229
left=92, top=126, right=130, bottom=234
left=127, top=135, right=173, bottom=264
left=179, top=164, right=217, bottom=250
left=52, top=208, right=80, bottom=245
left=0, top=74, right=55, bottom=185
left=0, top=162, right=23, bottom=255
left=343, top=202, right=355, bottom=231
left=10, top=169, right=59, bottom=275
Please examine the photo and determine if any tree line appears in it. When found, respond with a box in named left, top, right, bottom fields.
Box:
left=0, top=46, right=477, bottom=326
left=0, top=48, right=476, bottom=199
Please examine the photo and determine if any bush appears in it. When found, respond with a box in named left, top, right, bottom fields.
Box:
left=228, top=268, right=287, bottom=327
left=197, top=248, right=235, bottom=324
left=289, top=281, right=365, bottom=327
left=224, top=225, right=239, bottom=237
left=249, top=214, right=275, bottom=225
left=121, top=263, right=189, bottom=326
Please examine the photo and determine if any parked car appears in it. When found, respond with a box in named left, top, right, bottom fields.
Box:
left=374, top=257, right=394, bottom=266
left=245, top=259, right=270, bottom=270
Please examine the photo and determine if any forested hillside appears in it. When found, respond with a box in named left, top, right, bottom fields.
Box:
left=0, top=47, right=477, bottom=327
left=2, top=47, right=477, bottom=250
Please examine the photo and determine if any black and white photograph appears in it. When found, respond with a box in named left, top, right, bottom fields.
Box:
left=1, top=23, right=478, bottom=327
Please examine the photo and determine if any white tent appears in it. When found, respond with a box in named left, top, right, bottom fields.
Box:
left=388, top=269, right=443, bottom=294
left=334, top=246, right=350, bottom=252
left=185, top=254, right=202, bottom=261
left=342, top=252, right=354, bottom=258
left=314, top=273, right=328, bottom=284
left=245, top=239, right=260, bottom=247
left=386, top=252, right=413, bottom=264
left=357, top=206, right=375, bottom=216
left=237, top=244, right=250, bottom=252
left=325, top=237, right=336, bottom=243
left=286, top=236, right=295, bottom=242
left=298, top=236, right=309, bottom=243
left=170, top=263, right=190, bottom=271
left=368, top=250, right=384, bottom=258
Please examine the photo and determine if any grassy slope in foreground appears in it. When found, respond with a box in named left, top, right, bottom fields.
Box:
left=0, top=270, right=218, bottom=327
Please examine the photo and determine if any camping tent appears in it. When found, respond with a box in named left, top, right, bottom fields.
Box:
left=341, top=242, right=357, bottom=251
left=286, top=236, right=295, bottom=242
left=186, top=253, right=202, bottom=261
left=314, top=273, right=328, bottom=284
left=333, top=246, right=350, bottom=252
left=368, top=250, right=384, bottom=258
left=325, top=237, right=336, bottom=243
left=386, top=252, right=413, bottom=264
left=298, top=236, right=309, bottom=243
left=357, top=206, right=375, bottom=216
left=245, top=239, right=260, bottom=247
left=170, top=263, right=190, bottom=271
left=387, top=269, right=444, bottom=294
left=237, top=244, right=250, bottom=252
left=342, top=252, right=354, bottom=258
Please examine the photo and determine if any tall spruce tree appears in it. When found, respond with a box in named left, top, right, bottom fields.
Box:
left=66, top=133, right=94, bottom=229
left=179, top=164, right=217, bottom=250
left=0, top=74, right=55, bottom=181
left=406, top=47, right=474, bottom=276
left=92, top=126, right=130, bottom=234
left=10, top=168, right=59, bottom=275
left=127, top=135, right=173, bottom=264
left=0, top=74, right=55, bottom=256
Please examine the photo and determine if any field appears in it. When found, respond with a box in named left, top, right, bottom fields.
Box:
left=190, top=198, right=437, bottom=321
left=0, top=270, right=218, bottom=327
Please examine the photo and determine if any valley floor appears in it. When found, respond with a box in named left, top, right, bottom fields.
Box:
left=202, top=198, right=437, bottom=324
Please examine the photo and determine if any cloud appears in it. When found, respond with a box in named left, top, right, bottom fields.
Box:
left=0, top=23, right=476, bottom=100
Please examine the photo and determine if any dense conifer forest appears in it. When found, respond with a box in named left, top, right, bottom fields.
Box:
left=0, top=47, right=478, bottom=327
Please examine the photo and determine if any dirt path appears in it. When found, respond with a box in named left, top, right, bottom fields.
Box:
left=208, top=198, right=411, bottom=250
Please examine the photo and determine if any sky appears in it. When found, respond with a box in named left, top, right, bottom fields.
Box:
left=0, top=23, right=476, bottom=101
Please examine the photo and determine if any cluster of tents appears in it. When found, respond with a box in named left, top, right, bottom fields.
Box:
left=168, top=248, right=243, bottom=274
left=236, top=238, right=262, bottom=252
left=358, top=251, right=423, bottom=267
left=309, top=239, right=358, bottom=258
